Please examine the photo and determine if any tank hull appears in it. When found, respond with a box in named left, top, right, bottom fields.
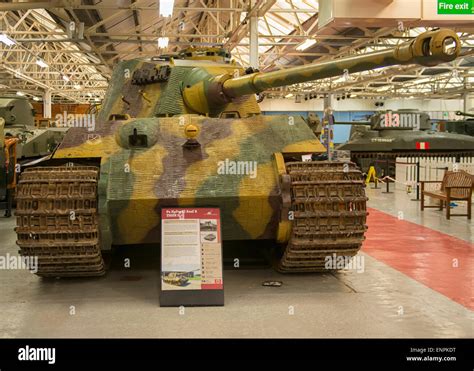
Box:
left=339, top=129, right=474, bottom=152
left=53, top=114, right=325, bottom=246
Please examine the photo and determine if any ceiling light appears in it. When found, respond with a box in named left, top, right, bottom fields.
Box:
left=33, top=96, right=40, bottom=101
left=0, top=33, right=15, bottom=46
left=296, top=39, right=317, bottom=51
left=36, top=59, right=48, bottom=68
left=62, top=75, right=70, bottom=82
left=158, top=37, right=169, bottom=49
left=159, top=0, right=175, bottom=17
left=74, top=84, right=81, bottom=90
left=16, top=91, right=25, bottom=96
left=285, top=93, right=294, bottom=98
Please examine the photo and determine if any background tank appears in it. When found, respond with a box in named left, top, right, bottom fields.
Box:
left=442, top=111, right=474, bottom=136
left=0, top=96, right=67, bottom=159
left=14, top=29, right=462, bottom=277
left=0, top=118, right=15, bottom=214
left=338, top=108, right=474, bottom=174
left=0, top=96, right=68, bottom=217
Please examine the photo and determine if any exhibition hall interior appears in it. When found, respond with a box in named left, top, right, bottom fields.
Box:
left=0, top=0, right=472, bottom=346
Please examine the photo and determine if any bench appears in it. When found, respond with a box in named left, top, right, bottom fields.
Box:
left=420, top=170, right=473, bottom=220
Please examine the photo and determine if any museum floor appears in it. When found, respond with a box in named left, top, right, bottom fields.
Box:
left=0, top=185, right=472, bottom=338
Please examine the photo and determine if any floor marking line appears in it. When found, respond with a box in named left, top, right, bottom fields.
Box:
left=363, top=207, right=473, bottom=310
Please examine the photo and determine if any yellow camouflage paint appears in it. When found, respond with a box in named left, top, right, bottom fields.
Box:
left=273, top=152, right=292, bottom=243
left=115, top=144, right=167, bottom=244
left=282, top=139, right=326, bottom=153
left=232, top=162, right=276, bottom=239
left=54, top=134, right=120, bottom=163
left=178, top=116, right=268, bottom=203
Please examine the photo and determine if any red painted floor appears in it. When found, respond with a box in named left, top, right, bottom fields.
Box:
left=362, top=208, right=473, bottom=310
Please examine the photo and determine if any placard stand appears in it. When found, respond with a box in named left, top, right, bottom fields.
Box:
left=159, top=207, right=224, bottom=307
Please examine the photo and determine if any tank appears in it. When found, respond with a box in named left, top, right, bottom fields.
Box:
left=162, top=272, right=190, bottom=287
left=338, top=108, right=474, bottom=173
left=1, top=96, right=68, bottom=217
left=14, top=29, right=462, bottom=277
left=0, top=96, right=67, bottom=159
left=442, top=111, right=474, bottom=136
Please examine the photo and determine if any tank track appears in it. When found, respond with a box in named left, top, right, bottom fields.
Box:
left=15, top=166, right=105, bottom=277
left=351, top=150, right=474, bottom=176
left=278, top=161, right=368, bottom=272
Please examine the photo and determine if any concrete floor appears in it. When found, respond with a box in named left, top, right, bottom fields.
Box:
left=0, top=185, right=472, bottom=338
left=366, top=184, right=473, bottom=243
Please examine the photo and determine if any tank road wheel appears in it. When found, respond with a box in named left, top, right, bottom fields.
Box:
left=15, top=166, right=105, bottom=277
left=278, top=161, right=368, bottom=273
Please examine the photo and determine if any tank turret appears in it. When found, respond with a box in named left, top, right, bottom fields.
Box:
left=0, top=97, right=35, bottom=126
left=100, top=29, right=460, bottom=120
left=369, top=109, right=432, bottom=130
left=184, top=29, right=460, bottom=115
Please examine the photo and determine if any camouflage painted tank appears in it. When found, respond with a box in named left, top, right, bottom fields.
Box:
left=14, top=29, right=462, bottom=277
left=162, top=272, right=190, bottom=286
left=338, top=108, right=474, bottom=173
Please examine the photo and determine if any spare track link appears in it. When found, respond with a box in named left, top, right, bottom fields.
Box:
left=278, top=161, right=368, bottom=273
left=15, top=166, right=105, bottom=277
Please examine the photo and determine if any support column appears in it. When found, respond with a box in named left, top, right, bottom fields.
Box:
left=324, top=94, right=334, bottom=111
left=43, top=89, right=52, bottom=118
left=323, top=94, right=335, bottom=160
left=249, top=1, right=259, bottom=69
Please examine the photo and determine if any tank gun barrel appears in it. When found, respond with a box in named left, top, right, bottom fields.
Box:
left=456, top=111, right=474, bottom=118
left=222, top=29, right=460, bottom=98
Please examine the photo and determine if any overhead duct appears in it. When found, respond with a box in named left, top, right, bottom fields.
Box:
left=318, top=0, right=421, bottom=32
left=318, top=0, right=473, bottom=32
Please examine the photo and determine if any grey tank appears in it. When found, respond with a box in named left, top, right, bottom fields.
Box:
left=443, top=111, right=474, bottom=137
left=0, top=96, right=67, bottom=159
left=338, top=109, right=474, bottom=153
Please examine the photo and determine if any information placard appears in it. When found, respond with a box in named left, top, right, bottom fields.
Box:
left=159, top=207, right=224, bottom=306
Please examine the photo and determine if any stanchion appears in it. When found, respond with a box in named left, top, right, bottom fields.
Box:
left=411, top=159, right=420, bottom=202
left=382, top=159, right=393, bottom=194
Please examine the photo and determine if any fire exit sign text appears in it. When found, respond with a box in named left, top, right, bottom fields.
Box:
left=437, top=0, right=474, bottom=14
